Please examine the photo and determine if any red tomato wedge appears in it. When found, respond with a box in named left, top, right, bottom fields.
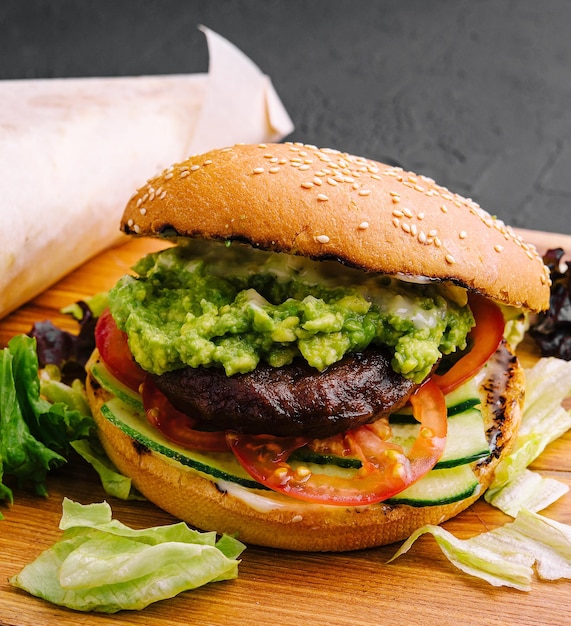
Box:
left=226, top=380, right=447, bottom=506
left=142, top=377, right=229, bottom=453
left=432, top=293, right=505, bottom=395
left=95, top=308, right=146, bottom=392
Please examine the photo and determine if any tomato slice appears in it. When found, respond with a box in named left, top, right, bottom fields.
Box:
left=95, top=308, right=146, bottom=391
left=432, top=293, right=504, bottom=395
left=142, top=377, right=229, bottom=453
left=226, top=380, right=447, bottom=506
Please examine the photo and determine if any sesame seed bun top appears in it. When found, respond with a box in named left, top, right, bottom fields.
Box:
left=122, top=142, right=551, bottom=312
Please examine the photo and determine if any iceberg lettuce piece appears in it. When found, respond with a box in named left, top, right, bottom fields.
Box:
left=388, top=509, right=571, bottom=590
left=486, top=468, right=569, bottom=517
left=485, top=358, right=571, bottom=508
left=10, top=498, right=245, bottom=613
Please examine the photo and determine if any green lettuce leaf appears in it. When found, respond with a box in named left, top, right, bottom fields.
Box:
left=70, top=438, right=144, bottom=501
left=10, top=498, right=246, bottom=612
left=387, top=509, right=571, bottom=590
left=485, top=357, right=571, bottom=512
left=0, top=343, right=65, bottom=501
left=0, top=335, right=94, bottom=511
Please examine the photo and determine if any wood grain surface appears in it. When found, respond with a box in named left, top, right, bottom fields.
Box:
left=1, top=230, right=570, bottom=626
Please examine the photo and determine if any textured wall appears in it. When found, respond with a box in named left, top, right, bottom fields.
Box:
left=2, top=0, right=570, bottom=233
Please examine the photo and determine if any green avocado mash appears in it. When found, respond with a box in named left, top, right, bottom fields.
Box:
left=108, top=241, right=475, bottom=383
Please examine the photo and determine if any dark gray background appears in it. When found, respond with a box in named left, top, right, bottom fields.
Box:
left=2, top=0, right=570, bottom=234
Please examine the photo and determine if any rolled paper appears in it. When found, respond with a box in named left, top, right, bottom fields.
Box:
left=0, top=27, right=294, bottom=319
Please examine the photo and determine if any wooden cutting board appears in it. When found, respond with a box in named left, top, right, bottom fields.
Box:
left=1, top=230, right=571, bottom=626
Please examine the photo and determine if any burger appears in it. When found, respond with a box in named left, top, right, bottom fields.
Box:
left=86, top=142, right=550, bottom=551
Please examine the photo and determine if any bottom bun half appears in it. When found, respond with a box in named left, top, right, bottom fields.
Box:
left=86, top=344, right=524, bottom=552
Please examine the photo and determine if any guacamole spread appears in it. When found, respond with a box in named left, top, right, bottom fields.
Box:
left=108, top=241, right=475, bottom=383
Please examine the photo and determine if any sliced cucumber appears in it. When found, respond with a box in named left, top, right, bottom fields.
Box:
left=293, top=406, right=489, bottom=470
left=90, top=359, right=144, bottom=411
left=390, top=408, right=489, bottom=469
left=100, top=397, right=267, bottom=490
left=386, top=464, right=480, bottom=506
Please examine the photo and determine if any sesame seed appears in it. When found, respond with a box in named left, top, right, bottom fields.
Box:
left=136, top=198, right=143, bottom=208
left=315, top=234, right=330, bottom=243
left=139, top=207, right=146, bottom=215
left=253, top=167, right=264, bottom=174
left=392, top=217, right=400, bottom=228
left=402, top=223, right=411, bottom=234
left=402, top=207, right=414, bottom=218
left=434, top=237, right=442, bottom=248
left=190, top=165, right=200, bottom=171
left=358, top=189, right=371, bottom=196
left=269, top=166, right=281, bottom=173
left=180, top=170, right=190, bottom=178
left=315, top=171, right=326, bottom=177
left=159, top=191, right=167, bottom=200
left=313, top=177, right=323, bottom=186
left=327, top=177, right=338, bottom=186
left=264, top=153, right=274, bottom=159
left=392, top=209, right=404, bottom=217
left=494, top=244, right=504, bottom=252
left=358, top=221, right=370, bottom=230
left=203, top=160, right=212, bottom=166
left=133, top=224, right=141, bottom=234
left=317, top=194, right=329, bottom=201
left=459, top=231, right=467, bottom=239
left=299, top=164, right=311, bottom=171
left=164, top=172, right=174, bottom=180
left=301, top=182, right=314, bottom=189
left=445, top=254, right=456, bottom=264
left=417, top=212, right=425, bottom=220
left=418, top=231, right=427, bottom=244
left=258, top=143, right=267, bottom=148
left=392, top=196, right=401, bottom=203
left=127, top=218, right=134, bottom=227
left=410, top=223, right=418, bottom=236
left=440, top=205, right=448, bottom=213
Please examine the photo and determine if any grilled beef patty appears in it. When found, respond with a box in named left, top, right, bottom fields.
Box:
left=152, top=348, right=419, bottom=438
